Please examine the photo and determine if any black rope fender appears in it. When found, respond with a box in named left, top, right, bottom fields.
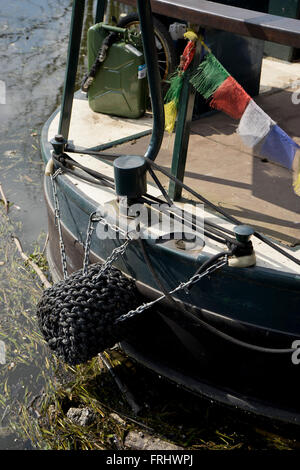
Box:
left=37, top=264, right=142, bottom=365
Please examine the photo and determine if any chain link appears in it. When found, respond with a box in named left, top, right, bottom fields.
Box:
left=82, top=212, right=98, bottom=276
left=49, top=178, right=133, bottom=280
left=50, top=169, right=68, bottom=280
left=83, top=210, right=138, bottom=279
left=116, top=258, right=227, bottom=323
left=93, top=238, right=132, bottom=281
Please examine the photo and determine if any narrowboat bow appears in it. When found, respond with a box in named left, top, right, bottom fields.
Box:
left=39, top=0, right=300, bottom=426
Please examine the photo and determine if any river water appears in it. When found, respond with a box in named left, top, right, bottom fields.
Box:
left=0, top=0, right=75, bottom=450
left=0, top=0, right=134, bottom=450
left=0, top=0, right=299, bottom=451
left=0, top=0, right=71, bottom=246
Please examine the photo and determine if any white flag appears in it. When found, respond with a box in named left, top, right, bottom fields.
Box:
left=238, top=99, right=275, bottom=148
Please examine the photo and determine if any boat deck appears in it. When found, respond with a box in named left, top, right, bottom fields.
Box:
left=110, top=58, right=300, bottom=247
left=48, top=58, right=300, bottom=248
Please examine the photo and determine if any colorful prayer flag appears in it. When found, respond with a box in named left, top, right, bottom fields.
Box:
left=188, top=48, right=300, bottom=194
left=210, top=76, right=251, bottom=120
left=260, top=124, right=300, bottom=170
left=164, top=31, right=198, bottom=134
left=190, top=52, right=229, bottom=100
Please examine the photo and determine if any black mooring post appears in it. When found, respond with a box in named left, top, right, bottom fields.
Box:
left=137, top=0, right=165, bottom=162
left=58, top=0, right=85, bottom=140
left=95, top=0, right=107, bottom=23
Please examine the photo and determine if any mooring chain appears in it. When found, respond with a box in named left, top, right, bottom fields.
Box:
left=82, top=210, right=137, bottom=278
left=82, top=212, right=100, bottom=276
left=93, top=238, right=133, bottom=281
left=50, top=169, right=68, bottom=280
left=116, top=257, right=228, bottom=324
left=49, top=168, right=135, bottom=280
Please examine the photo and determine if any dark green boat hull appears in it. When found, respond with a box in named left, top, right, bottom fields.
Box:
left=41, top=113, right=300, bottom=426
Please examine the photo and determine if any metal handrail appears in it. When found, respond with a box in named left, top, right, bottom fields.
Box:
left=58, top=0, right=85, bottom=139
left=137, top=0, right=165, bottom=161
left=119, top=0, right=300, bottom=48
left=57, top=0, right=165, bottom=163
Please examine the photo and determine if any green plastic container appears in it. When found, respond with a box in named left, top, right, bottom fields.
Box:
left=87, top=23, right=147, bottom=118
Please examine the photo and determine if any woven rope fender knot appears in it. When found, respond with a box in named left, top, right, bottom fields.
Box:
left=36, top=264, right=142, bottom=365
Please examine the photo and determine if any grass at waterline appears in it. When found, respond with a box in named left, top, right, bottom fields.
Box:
left=15, top=349, right=300, bottom=451
left=0, top=212, right=51, bottom=448
left=0, top=212, right=300, bottom=450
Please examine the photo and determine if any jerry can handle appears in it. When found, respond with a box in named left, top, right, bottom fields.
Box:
left=100, top=24, right=136, bottom=45
left=100, top=24, right=127, bottom=35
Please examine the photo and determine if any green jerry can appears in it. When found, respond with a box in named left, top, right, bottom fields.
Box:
left=87, top=23, right=148, bottom=119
